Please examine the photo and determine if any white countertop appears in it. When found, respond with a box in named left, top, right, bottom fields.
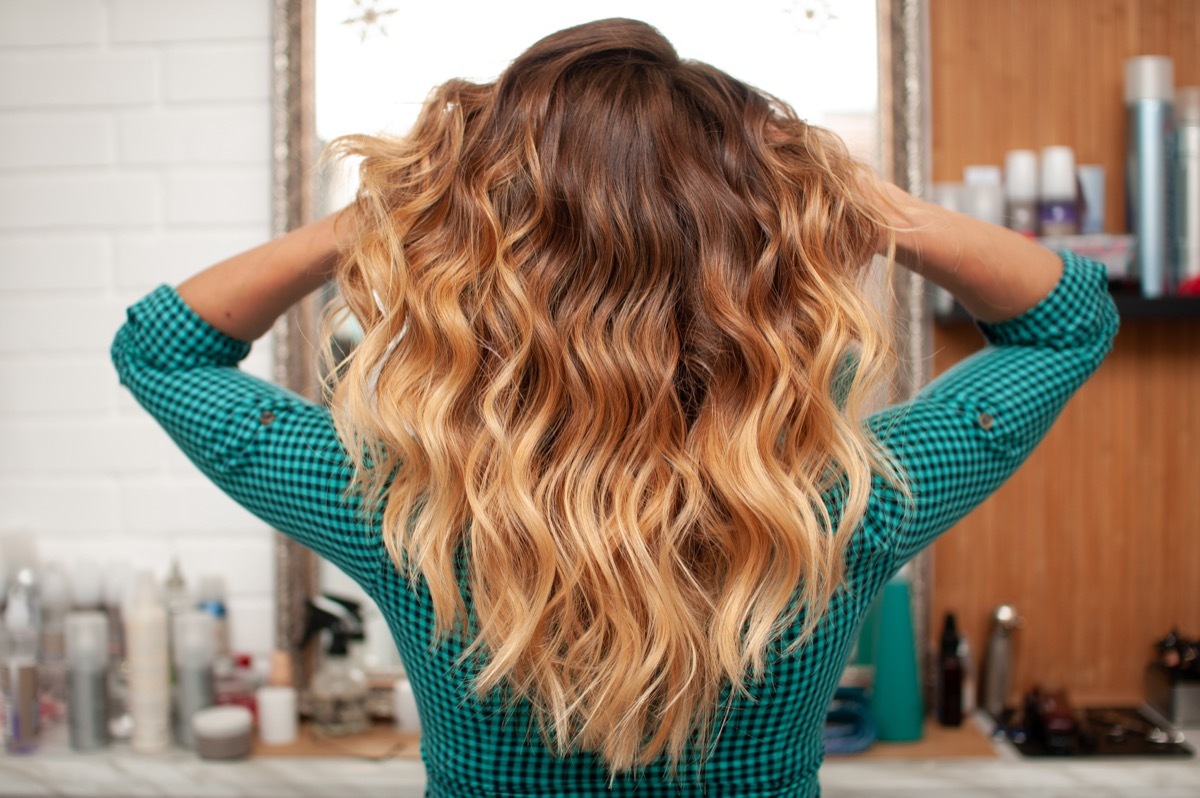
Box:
left=2, top=726, right=1197, bottom=797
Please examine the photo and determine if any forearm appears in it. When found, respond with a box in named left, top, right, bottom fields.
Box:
left=882, top=184, right=1063, bottom=324
left=176, top=211, right=350, bottom=342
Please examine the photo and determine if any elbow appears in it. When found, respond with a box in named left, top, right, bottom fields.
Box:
left=110, top=320, right=134, bottom=387
left=1085, top=294, right=1120, bottom=370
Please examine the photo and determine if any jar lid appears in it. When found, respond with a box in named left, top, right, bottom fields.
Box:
left=192, top=705, right=253, bottom=739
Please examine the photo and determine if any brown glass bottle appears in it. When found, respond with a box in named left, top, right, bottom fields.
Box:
left=936, top=612, right=964, bottom=727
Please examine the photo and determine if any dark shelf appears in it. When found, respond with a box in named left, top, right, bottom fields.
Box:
left=934, top=290, right=1200, bottom=324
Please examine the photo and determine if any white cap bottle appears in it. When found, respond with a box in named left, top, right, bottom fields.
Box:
left=126, top=571, right=170, bottom=754
left=1004, top=150, right=1039, bottom=236
left=1039, top=146, right=1080, bottom=236
left=71, top=560, right=103, bottom=611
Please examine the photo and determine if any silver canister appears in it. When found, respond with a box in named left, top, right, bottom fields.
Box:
left=1126, top=56, right=1175, bottom=297
left=979, top=604, right=1021, bottom=719
left=65, top=612, right=110, bottom=750
left=1177, top=87, right=1200, bottom=285
left=173, top=611, right=216, bottom=748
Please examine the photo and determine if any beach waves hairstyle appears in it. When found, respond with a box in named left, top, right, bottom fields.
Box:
left=326, top=17, right=901, bottom=774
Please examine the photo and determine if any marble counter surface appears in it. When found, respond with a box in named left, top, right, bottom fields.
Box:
left=2, top=729, right=1197, bottom=797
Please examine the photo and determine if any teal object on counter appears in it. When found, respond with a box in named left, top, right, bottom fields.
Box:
left=851, top=591, right=883, bottom=666
left=867, top=573, right=924, bottom=742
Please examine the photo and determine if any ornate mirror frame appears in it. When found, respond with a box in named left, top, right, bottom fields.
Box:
left=269, top=0, right=934, bottom=687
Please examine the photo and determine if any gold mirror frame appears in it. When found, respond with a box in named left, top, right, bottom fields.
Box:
left=269, top=0, right=933, bottom=690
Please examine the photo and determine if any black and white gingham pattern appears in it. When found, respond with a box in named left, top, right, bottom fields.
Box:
left=112, top=251, right=1117, bottom=797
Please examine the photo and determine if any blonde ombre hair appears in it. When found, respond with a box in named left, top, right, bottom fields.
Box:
left=326, top=18, right=901, bottom=775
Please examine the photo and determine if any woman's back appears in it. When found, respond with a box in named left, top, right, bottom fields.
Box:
left=111, top=17, right=1118, bottom=798
left=326, top=19, right=898, bottom=775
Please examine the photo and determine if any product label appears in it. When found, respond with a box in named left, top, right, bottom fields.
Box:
left=1039, top=201, right=1080, bottom=237
left=1, top=664, right=40, bottom=752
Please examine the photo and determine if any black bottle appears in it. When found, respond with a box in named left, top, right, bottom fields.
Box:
left=936, top=612, right=964, bottom=727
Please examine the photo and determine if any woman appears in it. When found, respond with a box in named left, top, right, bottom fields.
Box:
left=113, top=18, right=1116, bottom=797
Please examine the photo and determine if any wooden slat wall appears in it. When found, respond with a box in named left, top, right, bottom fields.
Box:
left=928, top=0, right=1200, bottom=705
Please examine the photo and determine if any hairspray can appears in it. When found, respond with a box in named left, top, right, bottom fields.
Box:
left=3, top=573, right=40, bottom=754
left=65, top=612, right=110, bottom=750
left=1126, top=56, right=1175, bottom=297
left=1177, top=87, right=1200, bottom=286
left=173, top=611, right=216, bottom=748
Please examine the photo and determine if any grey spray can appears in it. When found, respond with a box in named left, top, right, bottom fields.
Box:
left=1126, top=56, right=1175, bottom=297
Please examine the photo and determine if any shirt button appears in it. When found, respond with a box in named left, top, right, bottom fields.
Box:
left=977, top=412, right=994, bottom=431
left=260, top=410, right=276, bottom=426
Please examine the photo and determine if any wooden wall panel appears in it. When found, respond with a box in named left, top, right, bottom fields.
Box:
left=928, top=0, right=1200, bottom=705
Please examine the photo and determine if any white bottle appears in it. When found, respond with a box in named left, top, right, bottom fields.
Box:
left=173, top=611, right=216, bottom=748
left=3, top=578, right=40, bottom=754
left=70, top=560, right=104, bottom=611
left=1039, top=146, right=1081, bottom=236
left=125, top=572, right=171, bottom=753
left=38, top=564, right=71, bottom=720
left=1004, top=149, right=1039, bottom=236
left=1178, top=87, right=1200, bottom=286
left=197, top=576, right=230, bottom=663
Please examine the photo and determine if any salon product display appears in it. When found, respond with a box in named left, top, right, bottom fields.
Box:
left=932, top=58, right=1200, bottom=299
left=994, top=698, right=1192, bottom=758
left=0, top=548, right=416, bottom=761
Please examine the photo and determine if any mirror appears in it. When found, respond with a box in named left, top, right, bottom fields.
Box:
left=271, top=0, right=932, bottom=691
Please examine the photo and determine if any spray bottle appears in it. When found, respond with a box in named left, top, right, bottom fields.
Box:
left=1126, top=55, right=1175, bottom=297
left=173, top=610, right=216, bottom=748
left=65, top=611, right=110, bottom=750
left=126, top=572, right=170, bottom=753
left=305, top=595, right=369, bottom=737
left=38, top=563, right=71, bottom=726
left=2, top=570, right=40, bottom=753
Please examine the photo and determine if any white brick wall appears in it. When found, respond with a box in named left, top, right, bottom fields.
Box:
left=0, top=0, right=277, bottom=656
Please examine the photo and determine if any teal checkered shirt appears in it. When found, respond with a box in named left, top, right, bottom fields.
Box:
left=113, top=252, right=1117, bottom=796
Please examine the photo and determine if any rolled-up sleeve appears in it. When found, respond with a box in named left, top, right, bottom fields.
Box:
left=112, top=285, right=383, bottom=591
left=863, top=251, right=1120, bottom=569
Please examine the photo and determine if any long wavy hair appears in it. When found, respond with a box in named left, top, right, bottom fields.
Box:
left=326, top=18, right=901, bottom=774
